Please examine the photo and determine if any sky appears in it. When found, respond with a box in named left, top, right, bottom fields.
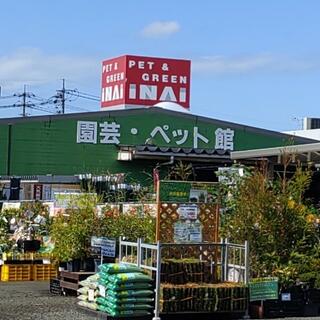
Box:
left=0, top=0, right=320, bottom=131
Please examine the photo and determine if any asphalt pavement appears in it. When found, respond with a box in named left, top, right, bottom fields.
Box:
left=0, top=281, right=319, bottom=320
left=0, top=281, right=96, bottom=320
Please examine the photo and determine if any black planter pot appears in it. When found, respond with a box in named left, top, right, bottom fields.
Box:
left=281, top=300, right=304, bottom=317
left=307, top=288, right=320, bottom=303
left=280, top=286, right=304, bottom=317
left=59, top=262, right=67, bottom=271
left=82, top=258, right=95, bottom=272
left=263, top=300, right=283, bottom=318
left=304, top=303, right=320, bottom=316
left=23, top=240, right=41, bottom=252
left=67, top=259, right=81, bottom=272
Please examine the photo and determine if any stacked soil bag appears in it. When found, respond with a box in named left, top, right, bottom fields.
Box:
left=97, top=263, right=154, bottom=317
left=77, top=273, right=100, bottom=310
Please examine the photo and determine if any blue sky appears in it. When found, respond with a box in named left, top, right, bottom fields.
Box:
left=1, top=1, right=320, bottom=131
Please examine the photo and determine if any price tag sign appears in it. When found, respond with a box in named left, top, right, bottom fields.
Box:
left=99, top=285, right=106, bottom=298
left=88, top=289, right=95, bottom=302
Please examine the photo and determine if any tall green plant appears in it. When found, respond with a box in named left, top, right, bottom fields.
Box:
left=97, top=206, right=156, bottom=243
left=220, top=163, right=320, bottom=284
left=51, top=193, right=100, bottom=262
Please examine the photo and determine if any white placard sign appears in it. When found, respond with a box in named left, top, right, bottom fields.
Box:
left=177, top=204, right=199, bottom=220
left=100, top=239, right=116, bottom=258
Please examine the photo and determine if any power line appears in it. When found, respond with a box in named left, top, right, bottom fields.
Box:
left=66, top=90, right=100, bottom=101
left=28, top=105, right=55, bottom=114
left=0, top=95, right=16, bottom=100
left=65, top=104, right=91, bottom=112
left=0, top=80, right=100, bottom=117
left=73, top=91, right=100, bottom=99
left=0, top=104, right=21, bottom=109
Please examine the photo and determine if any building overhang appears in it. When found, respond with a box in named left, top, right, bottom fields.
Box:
left=0, top=175, right=80, bottom=184
left=118, top=145, right=231, bottom=163
left=231, top=142, right=320, bottom=165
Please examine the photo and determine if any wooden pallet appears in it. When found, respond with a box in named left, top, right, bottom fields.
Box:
left=33, top=264, right=57, bottom=280
left=60, top=270, right=95, bottom=295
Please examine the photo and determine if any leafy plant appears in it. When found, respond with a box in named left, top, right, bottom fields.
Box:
left=219, top=161, right=320, bottom=286
left=51, top=193, right=156, bottom=263
left=98, top=205, right=156, bottom=243
left=0, top=202, right=52, bottom=253
left=51, top=193, right=101, bottom=262
left=167, top=161, right=193, bottom=181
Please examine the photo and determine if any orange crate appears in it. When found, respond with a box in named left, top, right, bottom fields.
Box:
left=1, top=264, right=32, bottom=281
left=32, top=264, right=57, bottom=281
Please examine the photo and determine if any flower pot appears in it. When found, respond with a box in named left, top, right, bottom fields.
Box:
left=82, top=258, right=95, bottom=272
left=307, top=288, right=320, bottom=303
left=59, top=262, right=67, bottom=271
left=67, top=259, right=81, bottom=272
left=23, top=240, right=41, bottom=252
left=263, top=300, right=283, bottom=318
left=281, top=300, right=304, bottom=317
left=304, top=303, right=320, bottom=316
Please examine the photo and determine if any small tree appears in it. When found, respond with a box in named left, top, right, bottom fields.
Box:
left=220, top=162, right=320, bottom=285
left=51, top=193, right=100, bottom=262
left=97, top=205, right=156, bottom=243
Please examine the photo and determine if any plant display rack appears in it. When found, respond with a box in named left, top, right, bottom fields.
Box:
left=2, top=252, right=53, bottom=265
left=117, top=237, right=249, bottom=319
left=0, top=263, right=57, bottom=281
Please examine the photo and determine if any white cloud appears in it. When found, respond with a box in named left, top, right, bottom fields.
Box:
left=192, top=54, right=319, bottom=74
left=141, top=21, right=180, bottom=38
left=0, top=48, right=99, bottom=91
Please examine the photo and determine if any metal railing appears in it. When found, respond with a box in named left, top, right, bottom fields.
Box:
left=118, top=238, right=249, bottom=320
left=221, top=238, right=249, bottom=284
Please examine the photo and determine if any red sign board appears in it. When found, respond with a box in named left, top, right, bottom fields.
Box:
left=101, top=55, right=191, bottom=109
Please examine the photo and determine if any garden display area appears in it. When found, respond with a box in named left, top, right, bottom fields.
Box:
left=1, top=161, right=320, bottom=318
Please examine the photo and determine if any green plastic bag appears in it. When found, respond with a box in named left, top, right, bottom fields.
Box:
left=98, top=305, right=151, bottom=317
left=99, top=263, right=141, bottom=274
left=108, top=272, right=151, bottom=284
left=105, top=301, right=153, bottom=311
left=108, top=296, right=154, bottom=304
left=105, top=281, right=152, bottom=291
left=97, top=296, right=153, bottom=306
left=106, top=289, right=154, bottom=298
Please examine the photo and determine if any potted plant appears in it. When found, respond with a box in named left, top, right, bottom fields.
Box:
left=51, top=193, right=100, bottom=272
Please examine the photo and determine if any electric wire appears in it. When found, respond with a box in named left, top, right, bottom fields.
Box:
left=0, top=85, right=100, bottom=116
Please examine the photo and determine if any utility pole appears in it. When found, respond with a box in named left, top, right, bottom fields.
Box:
left=55, top=79, right=66, bottom=114
left=62, top=78, right=65, bottom=114
left=22, top=85, right=27, bottom=117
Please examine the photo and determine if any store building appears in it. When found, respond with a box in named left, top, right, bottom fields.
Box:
left=0, top=107, right=314, bottom=200
left=0, top=54, right=315, bottom=200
